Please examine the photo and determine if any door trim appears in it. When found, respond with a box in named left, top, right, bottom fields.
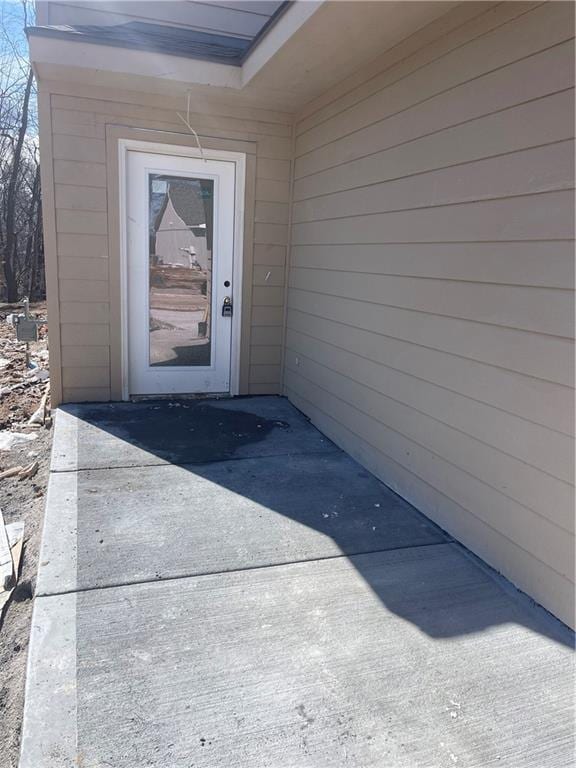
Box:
left=118, top=139, right=246, bottom=400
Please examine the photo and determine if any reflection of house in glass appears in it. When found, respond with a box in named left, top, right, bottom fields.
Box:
left=148, top=176, right=214, bottom=367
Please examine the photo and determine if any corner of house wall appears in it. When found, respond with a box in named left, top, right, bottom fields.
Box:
left=37, top=86, right=63, bottom=407
left=279, top=117, right=297, bottom=397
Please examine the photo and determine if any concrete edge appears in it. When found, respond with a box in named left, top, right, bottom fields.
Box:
left=450, top=541, right=575, bottom=645
left=19, top=592, right=78, bottom=767
left=35, top=470, right=78, bottom=597
left=49, top=407, right=79, bottom=473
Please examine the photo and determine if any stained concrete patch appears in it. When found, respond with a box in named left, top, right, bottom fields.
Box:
left=51, top=396, right=336, bottom=471
left=21, top=545, right=574, bottom=768
left=37, top=452, right=447, bottom=594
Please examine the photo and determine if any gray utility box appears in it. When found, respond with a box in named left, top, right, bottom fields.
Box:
left=13, top=315, right=39, bottom=342
left=7, top=300, right=45, bottom=343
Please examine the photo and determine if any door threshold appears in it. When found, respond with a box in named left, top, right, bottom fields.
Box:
left=129, top=392, right=232, bottom=402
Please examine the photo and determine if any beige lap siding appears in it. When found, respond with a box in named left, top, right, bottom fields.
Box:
left=284, top=2, right=575, bottom=626
left=43, top=83, right=292, bottom=401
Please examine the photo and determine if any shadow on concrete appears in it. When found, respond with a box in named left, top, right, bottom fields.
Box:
left=68, top=396, right=574, bottom=649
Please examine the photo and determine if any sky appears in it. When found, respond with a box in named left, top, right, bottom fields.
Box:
left=1, top=0, right=37, bottom=136
left=1, top=0, right=32, bottom=57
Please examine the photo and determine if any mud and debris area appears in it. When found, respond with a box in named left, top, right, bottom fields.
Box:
left=0, top=302, right=52, bottom=768
left=0, top=303, right=49, bottom=429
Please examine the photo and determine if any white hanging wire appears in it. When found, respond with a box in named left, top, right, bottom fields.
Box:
left=176, top=92, right=206, bottom=162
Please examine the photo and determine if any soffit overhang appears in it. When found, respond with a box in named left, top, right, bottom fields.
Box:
left=28, top=1, right=454, bottom=114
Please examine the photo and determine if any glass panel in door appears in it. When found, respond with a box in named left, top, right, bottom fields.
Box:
left=148, top=174, right=214, bottom=367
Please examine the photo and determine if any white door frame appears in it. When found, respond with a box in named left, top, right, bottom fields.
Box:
left=118, top=139, right=245, bottom=400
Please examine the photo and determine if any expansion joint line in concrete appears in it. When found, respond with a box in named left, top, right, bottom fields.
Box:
left=48, top=448, right=343, bottom=474
left=36, top=540, right=455, bottom=599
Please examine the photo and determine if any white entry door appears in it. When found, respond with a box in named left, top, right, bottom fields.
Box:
left=126, top=150, right=236, bottom=395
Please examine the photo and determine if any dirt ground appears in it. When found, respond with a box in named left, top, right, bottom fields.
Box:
left=0, top=303, right=52, bottom=768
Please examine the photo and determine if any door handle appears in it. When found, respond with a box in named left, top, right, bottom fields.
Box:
left=222, top=296, right=233, bottom=317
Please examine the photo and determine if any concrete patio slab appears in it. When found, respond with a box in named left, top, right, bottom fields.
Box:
left=20, top=397, right=575, bottom=767
left=22, top=545, right=573, bottom=768
left=37, top=452, right=447, bottom=594
left=51, top=396, right=337, bottom=471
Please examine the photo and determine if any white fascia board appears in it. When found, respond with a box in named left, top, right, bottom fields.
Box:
left=29, top=2, right=325, bottom=94
left=28, top=35, right=242, bottom=90
left=241, top=0, right=324, bottom=86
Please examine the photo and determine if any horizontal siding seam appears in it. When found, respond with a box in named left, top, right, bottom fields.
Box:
left=293, top=134, right=574, bottom=201
left=292, top=239, right=575, bottom=245
left=55, top=209, right=109, bottom=219
left=53, top=180, right=106, bottom=190
left=51, top=123, right=289, bottom=141
left=289, top=285, right=575, bottom=341
left=61, top=362, right=110, bottom=369
left=295, top=2, right=545, bottom=137
left=54, top=206, right=107, bottom=214
left=286, top=377, right=573, bottom=584
left=54, top=159, right=105, bottom=166
left=294, top=87, right=574, bottom=183
left=50, top=94, right=292, bottom=131
left=284, top=343, right=574, bottom=489
left=105, top=124, right=259, bottom=151
left=50, top=89, right=293, bottom=124
left=286, top=300, right=574, bottom=393
left=290, top=264, right=574, bottom=291
left=52, top=115, right=292, bottom=136
left=284, top=319, right=574, bottom=439
left=291, top=187, right=575, bottom=225
left=294, top=33, right=572, bottom=161
left=292, top=237, right=574, bottom=243
left=62, top=385, right=111, bottom=389
left=62, top=388, right=111, bottom=399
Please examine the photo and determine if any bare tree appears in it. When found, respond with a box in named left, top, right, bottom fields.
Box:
left=0, top=0, right=44, bottom=303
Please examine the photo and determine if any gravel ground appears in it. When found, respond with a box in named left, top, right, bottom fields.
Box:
left=0, top=304, right=52, bottom=768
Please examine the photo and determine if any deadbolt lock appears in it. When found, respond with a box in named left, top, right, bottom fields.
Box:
left=222, top=296, right=233, bottom=317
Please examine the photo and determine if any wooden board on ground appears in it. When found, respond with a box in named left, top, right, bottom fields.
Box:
left=0, top=518, right=25, bottom=617
left=0, top=508, right=12, bottom=590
